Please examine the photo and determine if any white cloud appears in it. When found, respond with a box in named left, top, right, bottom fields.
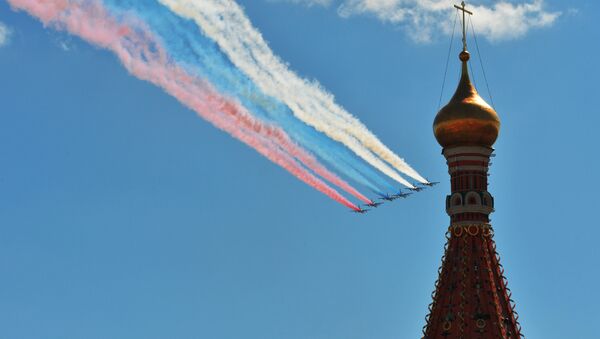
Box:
left=274, top=0, right=561, bottom=42
left=466, top=1, right=561, bottom=41
left=0, top=21, right=12, bottom=47
left=268, top=0, right=333, bottom=7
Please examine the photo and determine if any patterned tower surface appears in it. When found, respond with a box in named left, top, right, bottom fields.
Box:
left=423, top=48, right=523, bottom=338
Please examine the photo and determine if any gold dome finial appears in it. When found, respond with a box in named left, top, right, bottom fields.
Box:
left=433, top=2, right=500, bottom=148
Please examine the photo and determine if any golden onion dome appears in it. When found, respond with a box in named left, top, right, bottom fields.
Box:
left=433, top=51, right=500, bottom=148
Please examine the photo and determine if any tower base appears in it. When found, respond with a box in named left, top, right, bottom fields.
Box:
left=422, top=224, right=522, bottom=338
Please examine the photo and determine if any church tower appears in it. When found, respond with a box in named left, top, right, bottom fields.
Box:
left=422, top=3, right=522, bottom=338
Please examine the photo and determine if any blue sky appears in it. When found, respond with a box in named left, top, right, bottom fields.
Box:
left=1, top=1, right=599, bottom=338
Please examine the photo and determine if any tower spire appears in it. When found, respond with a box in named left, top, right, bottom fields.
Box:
left=454, top=1, right=472, bottom=52
left=422, top=4, right=523, bottom=339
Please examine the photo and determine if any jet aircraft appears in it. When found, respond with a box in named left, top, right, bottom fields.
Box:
left=365, top=201, right=383, bottom=208
left=421, top=180, right=440, bottom=187
left=378, top=193, right=398, bottom=201
left=393, top=190, right=413, bottom=198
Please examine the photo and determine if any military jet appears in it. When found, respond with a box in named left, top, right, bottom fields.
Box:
left=393, top=190, right=413, bottom=198
left=365, top=201, right=383, bottom=208
left=421, top=180, right=440, bottom=187
left=378, top=193, right=398, bottom=201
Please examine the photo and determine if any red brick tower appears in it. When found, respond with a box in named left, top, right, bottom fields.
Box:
left=422, top=3, right=522, bottom=338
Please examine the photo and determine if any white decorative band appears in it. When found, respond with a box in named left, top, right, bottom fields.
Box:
left=443, top=146, right=494, bottom=157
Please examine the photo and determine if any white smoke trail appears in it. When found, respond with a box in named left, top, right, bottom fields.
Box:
left=159, top=0, right=427, bottom=186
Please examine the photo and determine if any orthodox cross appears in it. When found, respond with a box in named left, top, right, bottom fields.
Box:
left=454, top=1, right=473, bottom=51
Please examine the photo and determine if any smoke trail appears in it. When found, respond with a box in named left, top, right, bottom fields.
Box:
left=159, top=0, right=428, bottom=185
left=99, top=0, right=392, bottom=194
left=218, top=99, right=373, bottom=204
left=8, top=0, right=363, bottom=210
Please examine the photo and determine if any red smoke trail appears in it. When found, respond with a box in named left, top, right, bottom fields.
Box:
left=217, top=100, right=373, bottom=204
left=8, top=0, right=363, bottom=210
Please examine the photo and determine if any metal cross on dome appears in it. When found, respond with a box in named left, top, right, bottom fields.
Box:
left=454, top=1, right=473, bottom=51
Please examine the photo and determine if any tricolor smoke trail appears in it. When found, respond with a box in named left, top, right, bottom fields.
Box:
left=159, top=0, right=428, bottom=186
left=8, top=0, right=428, bottom=210
left=99, top=0, right=395, bottom=194
left=7, top=0, right=368, bottom=210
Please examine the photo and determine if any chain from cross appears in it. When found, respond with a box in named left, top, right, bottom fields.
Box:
left=454, top=1, right=473, bottom=51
